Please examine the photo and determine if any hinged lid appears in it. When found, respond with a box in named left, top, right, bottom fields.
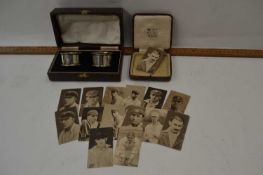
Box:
left=133, top=14, right=173, bottom=50
left=50, top=8, right=124, bottom=48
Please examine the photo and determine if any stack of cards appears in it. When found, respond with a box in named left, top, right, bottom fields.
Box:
left=54, top=85, right=191, bottom=168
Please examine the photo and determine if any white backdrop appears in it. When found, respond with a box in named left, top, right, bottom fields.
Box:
left=0, top=55, right=263, bottom=175
left=0, top=0, right=263, bottom=48
left=1, top=0, right=263, bottom=175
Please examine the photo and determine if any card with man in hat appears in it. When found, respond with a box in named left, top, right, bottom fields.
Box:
left=55, top=109, right=80, bottom=145
left=79, top=107, right=104, bottom=141
left=123, top=85, right=146, bottom=108
left=142, top=87, right=167, bottom=118
left=142, top=87, right=167, bottom=109
left=103, top=87, right=125, bottom=107
left=57, top=89, right=81, bottom=113
left=79, top=87, right=103, bottom=116
left=163, top=90, right=191, bottom=113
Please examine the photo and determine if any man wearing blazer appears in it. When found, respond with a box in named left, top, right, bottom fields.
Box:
left=158, top=114, right=185, bottom=150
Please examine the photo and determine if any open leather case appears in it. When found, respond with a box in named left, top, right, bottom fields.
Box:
left=47, top=8, right=126, bottom=81
left=129, top=14, right=173, bottom=81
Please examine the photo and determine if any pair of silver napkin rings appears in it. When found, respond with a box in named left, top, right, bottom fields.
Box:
left=60, top=51, right=112, bottom=67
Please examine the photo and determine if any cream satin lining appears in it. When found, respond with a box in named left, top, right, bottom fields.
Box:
left=134, top=15, right=172, bottom=49
left=58, top=15, right=120, bottom=44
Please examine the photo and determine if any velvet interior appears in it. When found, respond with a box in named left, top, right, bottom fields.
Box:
left=50, top=51, right=121, bottom=73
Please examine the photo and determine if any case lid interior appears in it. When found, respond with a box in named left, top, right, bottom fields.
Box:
left=134, top=14, right=172, bottom=49
left=51, top=9, right=123, bottom=47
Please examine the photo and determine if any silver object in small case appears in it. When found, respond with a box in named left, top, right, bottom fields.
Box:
left=61, top=52, right=80, bottom=66
left=92, top=51, right=112, bottom=67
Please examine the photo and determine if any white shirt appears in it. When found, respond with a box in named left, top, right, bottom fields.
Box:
left=144, top=122, right=163, bottom=143
left=144, top=99, right=159, bottom=109
left=123, top=97, right=141, bottom=107
left=58, top=123, right=80, bottom=144
left=82, top=102, right=100, bottom=108
left=88, top=145, right=113, bottom=168
left=114, top=136, right=141, bottom=166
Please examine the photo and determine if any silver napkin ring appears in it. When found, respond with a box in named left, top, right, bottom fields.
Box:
left=92, top=51, right=112, bottom=67
left=61, top=52, right=80, bottom=66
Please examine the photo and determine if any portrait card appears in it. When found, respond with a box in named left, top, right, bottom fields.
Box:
left=102, top=86, right=125, bottom=106
left=100, top=104, right=125, bottom=139
left=57, top=88, right=81, bottom=113
left=158, top=111, right=190, bottom=151
left=88, top=128, right=114, bottom=168
left=79, top=107, right=104, bottom=141
left=130, top=52, right=171, bottom=78
left=143, top=108, right=168, bottom=144
left=123, top=85, right=146, bottom=108
left=79, top=87, right=104, bottom=116
left=142, top=87, right=167, bottom=111
left=163, top=90, right=190, bottom=113
left=114, top=127, right=143, bottom=167
left=136, top=47, right=166, bottom=74
left=121, top=105, right=146, bottom=133
left=55, top=109, right=80, bottom=145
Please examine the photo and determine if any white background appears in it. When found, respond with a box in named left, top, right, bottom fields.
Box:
left=0, top=0, right=263, bottom=175
left=0, top=0, right=263, bottom=48
left=0, top=55, right=263, bottom=175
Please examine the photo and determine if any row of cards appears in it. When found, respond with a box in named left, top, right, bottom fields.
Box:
left=55, top=85, right=191, bottom=168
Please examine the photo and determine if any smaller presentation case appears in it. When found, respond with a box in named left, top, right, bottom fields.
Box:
left=129, top=14, right=173, bottom=81
left=48, top=8, right=125, bottom=81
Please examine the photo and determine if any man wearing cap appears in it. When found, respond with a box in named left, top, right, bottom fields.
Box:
left=170, top=95, right=183, bottom=112
left=144, top=109, right=163, bottom=143
left=121, top=106, right=145, bottom=131
left=88, top=131, right=113, bottom=168
left=79, top=109, right=100, bottom=141
left=159, top=114, right=185, bottom=150
left=110, top=88, right=124, bottom=106
left=114, top=131, right=141, bottom=166
left=59, top=91, right=79, bottom=112
left=58, top=111, right=80, bottom=144
left=143, top=89, right=163, bottom=109
left=123, top=90, right=141, bottom=107
left=82, top=90, right=100, bottom=108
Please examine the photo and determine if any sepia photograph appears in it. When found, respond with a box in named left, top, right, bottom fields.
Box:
left=55, top=109, right=80, bottom=145
left=79, top=107, right=104, bottom=141
left=100, top=104, right=125, bottom=139
left=103, top=87, right=125, bottom=106
left=121, top=105, right=145, bottom=132
left=123, top=85, right=146, bottom=107
left=163, top=90, right=190, bottom=113
left=143, top=108, right=168, bottom=144
left=158, top=111, right=190, bottom=150
left=142, top=87, right=167, bottom=112
left=136, top=47, right=166, bottom=74
left=79, top=87, right=103, bottom=116
left=114, top=128, right=143, bottom=167
left=57, top=89, right=81, bottom=112
left=88, top=128, right=113, bottom=168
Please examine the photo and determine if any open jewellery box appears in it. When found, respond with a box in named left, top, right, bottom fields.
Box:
left=48, top=8, right=125, bottom=81
left=129, top=14, right=173, bottom=81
